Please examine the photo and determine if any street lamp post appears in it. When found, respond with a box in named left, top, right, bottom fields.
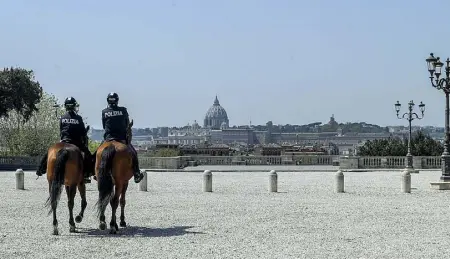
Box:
left=394, top=100, right=425, bottom=172
left=426, top=53, right=450, bottom=181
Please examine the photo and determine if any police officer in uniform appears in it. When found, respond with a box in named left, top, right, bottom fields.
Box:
left=100, top=92, right=144, bottom=183
left=36, top=97, right=93, bottom=181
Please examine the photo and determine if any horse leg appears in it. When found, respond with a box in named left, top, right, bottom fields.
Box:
left=52, top=205, right=58, bottom=235
left=49, top=180, right=59, bottom=235
left=99, top=212, right=107, bottom=231
left=109, top=186, right=121, bottom=234
left=98, top=188, right=109, bottom=231
left=75, top=182, right=87, bottom=223
left=119, top=182, right=129, bottom=227
left=66, top=185, right=77, bottom=233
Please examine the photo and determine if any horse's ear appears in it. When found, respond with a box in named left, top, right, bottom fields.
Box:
left=129, top=119, right=134, bottom=127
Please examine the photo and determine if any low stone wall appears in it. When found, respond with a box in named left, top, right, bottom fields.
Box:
left=182, top=155, right=339, bottom=166
left=0, top=155, right=339, bottom=170
left=339, top=156, right=442, bottom=170
left=0, top=156, right=42, bottom=171
left=0, top=155, right=190, bottom=170
left=140, top=156, right=189, bottom=169
left=0, top=155, right=443, bottom=170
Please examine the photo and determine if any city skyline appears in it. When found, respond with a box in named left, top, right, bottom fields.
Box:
left=1, top=1, right=450, bottom=128
left=89, top=112, right=444, bottom=131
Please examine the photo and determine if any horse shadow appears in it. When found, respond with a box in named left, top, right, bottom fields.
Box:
left=76, top=225, right=204, bottom=238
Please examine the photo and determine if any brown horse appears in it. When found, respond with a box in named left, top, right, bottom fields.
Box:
left=95, top=120, right=135, bottom=234
left=45, top=125, right=90, bottom=235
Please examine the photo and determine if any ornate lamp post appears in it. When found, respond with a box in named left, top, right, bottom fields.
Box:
left=426, top=53, right=450, bottom=182
left=395, top=100, right=425, bottom=172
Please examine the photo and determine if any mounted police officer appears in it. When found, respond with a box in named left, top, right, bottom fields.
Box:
left=99, top=92, right=144, bottom=183
left=36, top=97, right=93, bottom=181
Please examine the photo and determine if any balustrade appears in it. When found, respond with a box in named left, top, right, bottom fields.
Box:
left=0, top=155, right=444, bottom=170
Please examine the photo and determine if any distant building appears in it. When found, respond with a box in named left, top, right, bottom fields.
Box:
left=204, top=96, right=229, bottom=129
left=158, top=127, right=169, bottom=137
left=87, top=96, right=414, bottom=156
left=211, top=128, right=255, bottom=145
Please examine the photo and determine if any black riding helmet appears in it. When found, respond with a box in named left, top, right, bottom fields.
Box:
left=64, top=97, right=78, bottom=111
left=107, top=92, right=119, bottom=106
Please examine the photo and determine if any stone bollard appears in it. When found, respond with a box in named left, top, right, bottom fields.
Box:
left=268, top=170, right=278, bottom=192
left=15, top=168, right=24, bottom=190
left=335, top=170, right=344, bottom=193
left=203, top=170, right=212, bottom=192
left=401, top=170, right=411, bottom=193
left=139, top=171, right=147, bottom=192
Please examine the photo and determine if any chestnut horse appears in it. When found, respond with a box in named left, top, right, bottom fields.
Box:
left=95, top=120, right=135, bottom=234
left=45, top=125, right=90, bottom=235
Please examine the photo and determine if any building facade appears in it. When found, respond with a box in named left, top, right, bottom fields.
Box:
left=95, top=96, right=408, bottom=156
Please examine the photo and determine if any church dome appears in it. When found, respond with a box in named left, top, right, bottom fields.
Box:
left=204, top=96, right=229, bottom=129
left=205, top=96, right=228, bottom=119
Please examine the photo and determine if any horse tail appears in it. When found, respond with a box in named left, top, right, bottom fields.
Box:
left=45, top=148, right=69, bottom=215
left=96, top=144, right=116, bottom=217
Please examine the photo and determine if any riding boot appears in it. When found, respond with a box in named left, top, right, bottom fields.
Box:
left=81, top=148, right=93, bottom=183
left=92, top=150, right=98, bottom=181
left=131, top=151, right=144, bottom=183
left=84, top=154, right=91, bottom=177
left=36, top=153, right=48, bottom=176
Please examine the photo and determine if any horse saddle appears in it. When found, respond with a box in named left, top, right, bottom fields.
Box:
left=106, top=139, right=127, bottom=145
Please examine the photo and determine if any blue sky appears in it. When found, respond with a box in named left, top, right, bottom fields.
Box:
left=1, top=0, right=449, bottom=128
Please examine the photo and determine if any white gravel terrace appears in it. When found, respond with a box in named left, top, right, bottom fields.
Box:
left=0, top=170, right=450, bottom=259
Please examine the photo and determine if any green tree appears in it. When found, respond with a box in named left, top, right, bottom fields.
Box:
left=0, top=92, right=64, bottom=156
left=321, top=124, right=339, bottom=132
left=410, top=130, right=444, bottom=156
left=357, top=131, right=443, bottom=156
left=151, top=148, right=181, bottom=157
left=88, top=140, right=101, bottom=153
left=0, top=67, right=43, bottom=120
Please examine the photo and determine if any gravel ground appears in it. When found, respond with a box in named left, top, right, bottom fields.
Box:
left=1, top=169, right=450, bottom=259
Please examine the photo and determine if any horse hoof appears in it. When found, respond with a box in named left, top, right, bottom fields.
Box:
left=69, top=226, right=76, bottom=233
left=52, top=229, right=59, bottom=235
left=75, top=215, right=83, bottom=223
left=120, top=221, right=127, bottom=228
left=99, top=222, right=107, bottom=230
left=109, top=228, right=117, bottom=234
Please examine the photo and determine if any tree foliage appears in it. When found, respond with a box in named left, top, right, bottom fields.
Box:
left=151, top=148, right=181, bottom=157
left=339, top=122, right=389, bottom=134
left=88, top=140, right=101, bottom=153
left=0, top=92, right=64, bottom=156
left=0, top=67, right=43, bottom=121
left=357, top=131, right=444, bottom=156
